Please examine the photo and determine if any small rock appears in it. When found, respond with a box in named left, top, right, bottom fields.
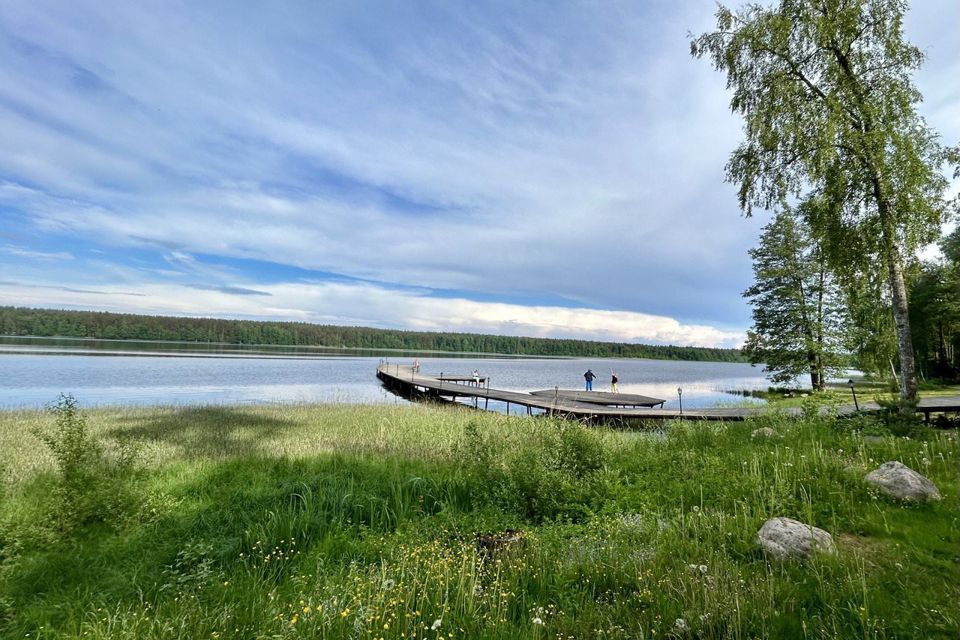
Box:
left=751, top=427, right=780, bottom=439
left=476, top=529, right=526, bottom=559
left=864, top=461, right=941, bottom=502
left=757, top=517, right=835, bottom=560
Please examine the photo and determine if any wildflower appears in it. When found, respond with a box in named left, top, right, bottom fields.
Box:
left=383, top=578, right=396, bottom=590
left=674, top=618, right=688, bottom=632
left=532, top=617, right=544, bottom=625
left=432, top=619, right=442, bottom=630
left=698, top=564, right=708, bottom=574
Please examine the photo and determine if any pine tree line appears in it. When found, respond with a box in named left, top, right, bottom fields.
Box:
left=0, top=306, right=747, bottom=363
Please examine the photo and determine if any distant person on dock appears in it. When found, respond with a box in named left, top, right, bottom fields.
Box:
left=611, top=373, right=618, bottom=393
left=472, top=369, right=480, bottom=385
left=584, top=369, right=595, bottom=391
left=413, top=359, right=420, bottom=373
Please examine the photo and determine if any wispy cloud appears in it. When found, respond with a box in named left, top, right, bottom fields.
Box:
left=0, top=1, right=956, bottom=345
left=188, top=284, right=271, bottom=297
left=2, top=244, right=73, bottom=260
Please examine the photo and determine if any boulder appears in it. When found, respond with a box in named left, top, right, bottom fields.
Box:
left=757, top=517, right=835, bottom=560
left=751, top=427, right=780, bottom=439
left=864, top=461, right=941, bottom=502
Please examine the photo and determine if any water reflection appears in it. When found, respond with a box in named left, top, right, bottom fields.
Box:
left=0, top=338, right=776, bottom=410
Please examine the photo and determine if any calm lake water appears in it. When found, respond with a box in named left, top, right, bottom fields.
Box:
left=0, top=337, right=774, bottom=411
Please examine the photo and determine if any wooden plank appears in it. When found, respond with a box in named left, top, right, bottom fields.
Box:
left=377, top=364, right=960, bottom=423
left=529, top=389, right=666, bottom=407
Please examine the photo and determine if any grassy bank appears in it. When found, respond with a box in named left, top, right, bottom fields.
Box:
left=0, top=402, right=957, bottom=639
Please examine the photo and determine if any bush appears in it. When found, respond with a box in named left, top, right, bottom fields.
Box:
left=460, top=419, right=609, bottom=522
left=34, top=395, right=139, bottom=531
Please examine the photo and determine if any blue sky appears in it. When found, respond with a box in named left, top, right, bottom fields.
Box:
left=1, top=1, right=957, bottom=348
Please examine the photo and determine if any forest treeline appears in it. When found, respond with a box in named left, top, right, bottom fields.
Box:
left=0, top=306, right=747, bottom=362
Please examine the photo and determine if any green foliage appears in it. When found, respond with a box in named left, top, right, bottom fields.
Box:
left=34, top=395, right=139, bottom=531
left=692, top=0, right=960, bottom=401
left=1, top=404, right=957, bottom=638
left=743, top=209, right=849, bottom=388
left=910, top=226, right=960, bottom=380
left=461, top=419, right=609, bottom=522
left=0, top=305, right=748, bottom=362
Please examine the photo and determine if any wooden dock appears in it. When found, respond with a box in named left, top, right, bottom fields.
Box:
left=376, top=363, right=960, bottom=423
left=378, top=363, right=766, bottom=421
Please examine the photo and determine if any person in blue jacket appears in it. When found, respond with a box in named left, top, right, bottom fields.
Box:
left=584, top=369, right=595, bottom=391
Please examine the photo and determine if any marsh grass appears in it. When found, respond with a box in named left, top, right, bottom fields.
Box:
left=0, top=402, right=957, bottom=638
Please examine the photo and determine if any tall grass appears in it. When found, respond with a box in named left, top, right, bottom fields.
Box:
left=0, top=402, right=956, bottom=638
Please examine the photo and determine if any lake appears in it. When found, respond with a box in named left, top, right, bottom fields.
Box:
left=0, top=336, right=775, bottom=411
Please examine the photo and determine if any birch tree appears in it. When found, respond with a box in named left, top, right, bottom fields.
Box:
left=692, top=0, right=958, bottom=402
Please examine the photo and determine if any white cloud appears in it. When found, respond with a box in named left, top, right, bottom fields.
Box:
left=0, top=0, right=956, bottom=339
left=1, top=245, right=73, bottom=260
left=0, top=278, right=745, bottom=348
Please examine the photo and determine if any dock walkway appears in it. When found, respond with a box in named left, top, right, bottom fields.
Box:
left=379, top=364, right=773, bottom=420
left=376, top=363, right=960, bottom=423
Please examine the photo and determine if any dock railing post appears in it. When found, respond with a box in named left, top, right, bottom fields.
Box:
left=847, top=379, right=859, bottom=412
left=677, top=387, right=683, bottom=418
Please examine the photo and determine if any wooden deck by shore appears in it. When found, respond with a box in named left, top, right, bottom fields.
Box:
left=376, top=363, right=960, bottom=423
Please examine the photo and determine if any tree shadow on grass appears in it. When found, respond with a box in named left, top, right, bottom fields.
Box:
left=105, top=406, right=297, bottom=460
left=2, top=453, right=475, bottom=635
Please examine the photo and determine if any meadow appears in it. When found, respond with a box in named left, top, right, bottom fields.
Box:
left=0, top=399, right=957, bottom=639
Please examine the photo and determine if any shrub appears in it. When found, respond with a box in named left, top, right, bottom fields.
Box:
left=460, top=419, right=609, bottom=522
left=34, top=395, right=139, bottom=531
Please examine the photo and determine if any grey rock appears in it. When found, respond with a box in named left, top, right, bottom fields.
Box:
left=751, top=427, right=780, bottom=439
left=864, top=461, right=941, bottom=502
left=757, top=517, right=835, bottom=560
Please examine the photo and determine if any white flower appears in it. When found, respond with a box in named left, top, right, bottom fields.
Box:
left=674, top=618, right=689, bottom=632
left=382, top=579, right=395, bottom=590
left=698, top=564, right=708, bottom=574
left=431, top=619, right=442, bottom=630
left=532, top=617, right=544, bottom=625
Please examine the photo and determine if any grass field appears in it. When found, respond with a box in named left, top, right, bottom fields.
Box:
left=0, top=400, right=957, bottom=639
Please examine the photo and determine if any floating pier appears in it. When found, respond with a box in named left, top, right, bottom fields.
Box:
left=376, top=363, right=960, bottom=423
left=378, top=363, right=759, bottom=421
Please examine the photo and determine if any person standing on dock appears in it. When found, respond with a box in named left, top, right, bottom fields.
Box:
left=472, top=369, right=480, bottom=385
left=584, top=369, right=595, bottom=391
left=611, top=373, right=618, bottom=393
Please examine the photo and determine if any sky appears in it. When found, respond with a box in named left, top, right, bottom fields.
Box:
left=1, top=1, right=957, bottom=348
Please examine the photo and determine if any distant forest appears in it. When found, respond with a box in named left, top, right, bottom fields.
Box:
left=0, top=307, right=747, bottom=362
